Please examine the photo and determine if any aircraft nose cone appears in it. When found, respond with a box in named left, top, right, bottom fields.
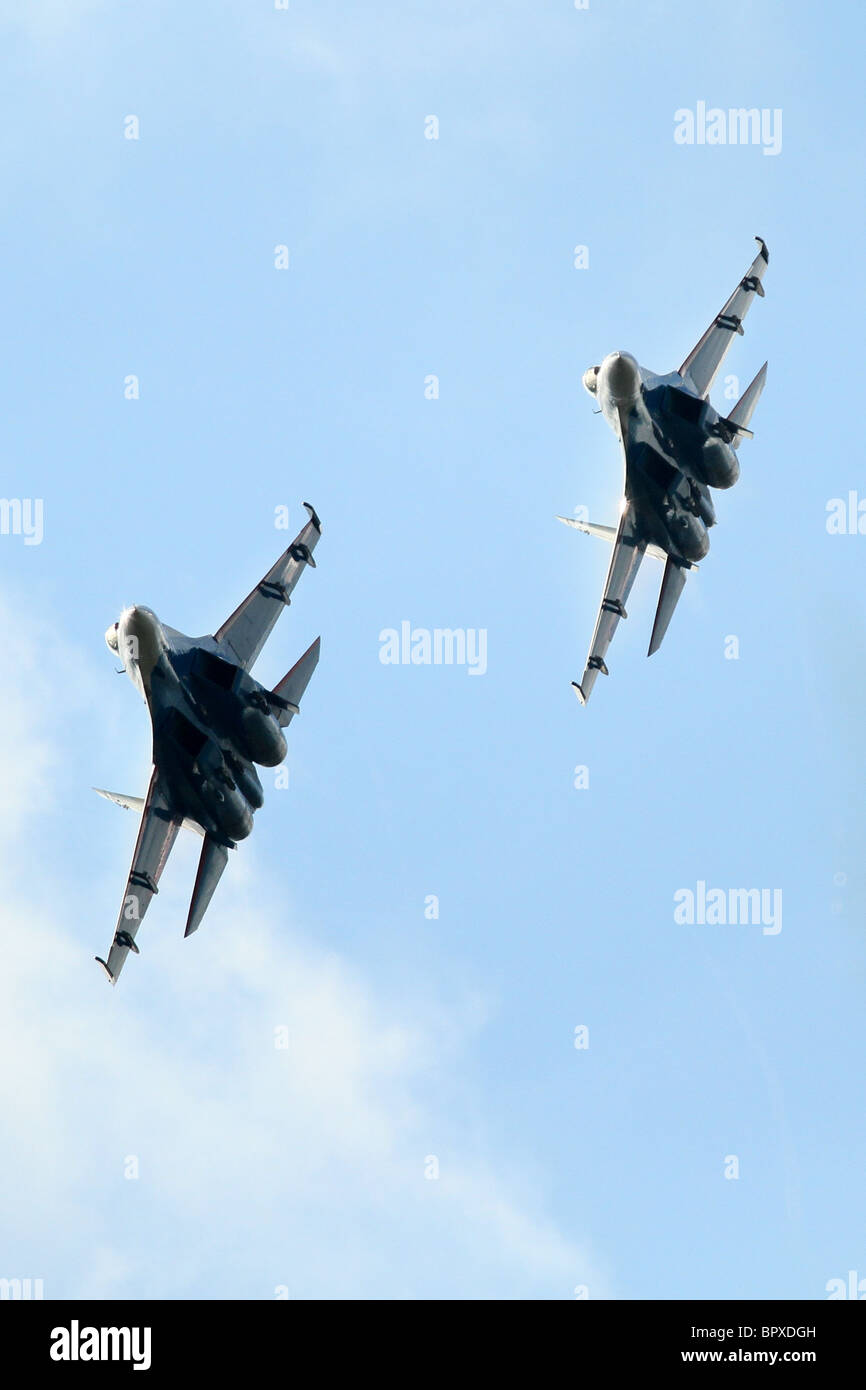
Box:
left=601, top=351, right=640, bottom=401
left=117, top=605, right=165, bottom=678
left=123, top=605, right=160, bottom=637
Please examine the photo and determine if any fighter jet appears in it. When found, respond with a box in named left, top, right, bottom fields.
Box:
left=94, top=503, right=322, bottom=984
left=560, top=238, right=769, bottom=704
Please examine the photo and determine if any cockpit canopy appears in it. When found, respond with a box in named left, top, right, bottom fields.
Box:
left=582, top=365, right=600, bottom=395
left=105, top=621, right=120, bottom=652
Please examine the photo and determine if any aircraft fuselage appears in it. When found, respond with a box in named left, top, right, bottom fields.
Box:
left=107, top=605, right=287, bottom=847
left=590, top=350, right=741, bottom=566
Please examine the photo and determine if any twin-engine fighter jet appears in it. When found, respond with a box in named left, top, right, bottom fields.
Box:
left=560, top=238, right=769, bottom=705
left=95, top=503, right=322, bottom=984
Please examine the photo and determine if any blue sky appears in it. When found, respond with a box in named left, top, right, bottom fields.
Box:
left=0, top=0, right=864, bottom=1300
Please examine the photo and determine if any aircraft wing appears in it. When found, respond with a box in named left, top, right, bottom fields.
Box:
left=95, top=769, right=181, bottom=985
left=679, top=237, right=769, bottom=399
left=572, top=501, right=647, bottom=705
left=215, top=503, right=322, bottom=672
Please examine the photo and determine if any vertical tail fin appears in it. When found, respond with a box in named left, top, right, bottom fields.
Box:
left=648, top=555, right=688, bottom=656
left=272, top=636, right=320, bottom=728
left=726, top=361, right=768, bottom=448
left=184, top=836, right=229, bottom=937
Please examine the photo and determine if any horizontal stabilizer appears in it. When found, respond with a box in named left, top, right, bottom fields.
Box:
left=726, top=361, right=768, bottom=449
left=184, top=836, right=229, bottom=937
left=557, top=515, right=668, bottom=563
left=272, top=636, right=320, bottom=728
left=648, top=554, right=688, bottom=656
left=557, top=516, right=617, bottom=542
left=94, top=788, right=205, bottom=837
